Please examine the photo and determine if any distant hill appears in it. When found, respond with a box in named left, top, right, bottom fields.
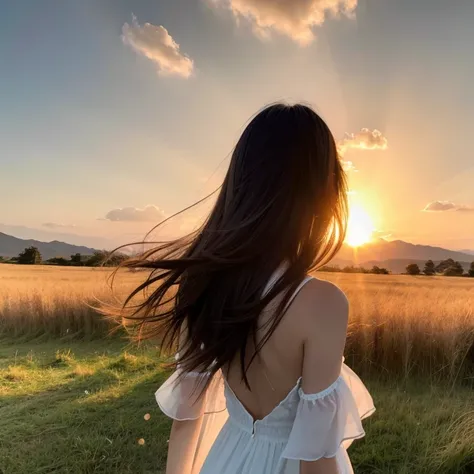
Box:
left=333, top=239, right=474, bottom=273
left=0, top=232, right=97, bottom=260
left=337, top=239, right=474, bottom=263
left=1, top=231, right=472, bottom=273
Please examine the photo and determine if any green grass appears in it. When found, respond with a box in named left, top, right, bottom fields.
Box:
left=1, top=340, right=473, bottom=474
left=0, top=340, right=169, bottom=474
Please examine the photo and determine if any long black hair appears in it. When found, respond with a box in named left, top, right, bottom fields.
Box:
left=110, top=103, right=348, bottom=389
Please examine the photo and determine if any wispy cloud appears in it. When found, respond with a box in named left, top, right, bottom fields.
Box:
left=104, top=205, right=167, bottom=222
left=373, top=230, right=393, bottom=240
left=423, top=201, right=474, bottom=212
left=122, top=15, right=194, bottom=78
left=207, top=0, right=357, bottom=45
left=341, top=160, right=358, bottom=172
left=42, top=222, right=76, bottom=229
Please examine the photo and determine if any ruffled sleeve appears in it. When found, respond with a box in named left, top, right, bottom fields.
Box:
left=155, top=356, right=226, bottom=421
left=282, top=363, right=375, bottom=461
left=155, top=356, right=229, bottom=474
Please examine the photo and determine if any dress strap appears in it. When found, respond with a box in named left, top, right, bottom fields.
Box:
left=259, top=271, right=314, bottom=392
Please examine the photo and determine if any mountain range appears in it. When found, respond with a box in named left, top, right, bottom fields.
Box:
left=0, top=232, right=472, bottom=273
left=332, top=239, right=473, bottom=273
left=0, top=232, right=97, bottom=260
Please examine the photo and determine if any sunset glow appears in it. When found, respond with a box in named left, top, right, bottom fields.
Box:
left=346, top=204, right=374, bottom=247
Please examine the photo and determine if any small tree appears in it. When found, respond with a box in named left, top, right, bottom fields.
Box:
left=468, top=262, right=474, bottom=277
left=423, top=260, right=436, bottom=276
left=18, top=246, right=42, bottom=265
left=70, top=253, right=83, bottom=266
left=107, top=252, right=128, bottom=267
left=46, top=257, right=70, bottom=266
left=435, top=258, right=455, bottom=274
left=406, top=263, right=421, bottom=275
left=371, top=266, right=389, bottom=275
left=444, top=261, right=464, bottom=277
left=85, top=251, right=107, bottom=267
left=84, top=250, right=128, bottom=267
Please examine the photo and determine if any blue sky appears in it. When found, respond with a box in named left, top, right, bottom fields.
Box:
left=1, top=0, right=473, bottom=250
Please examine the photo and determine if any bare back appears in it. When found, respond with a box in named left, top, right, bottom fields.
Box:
left=225, top=276, right=348, bottom=421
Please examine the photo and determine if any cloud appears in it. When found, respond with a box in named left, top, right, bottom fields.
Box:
left=341, top=160, right=358, bottom=172
left=337, top=129, right=387, bottom=173
left=42, top=222, right=76, bottom=229
left=423, top=201, right=474, bottom=212
left=338, top=128, right=388, bottom=154
left=104, top=205, right=167, bottom=222
left=121, top=15, right=194, bottom=78
left=208, top=0, right=357, bottom=45
left=423, top=201, right=457, bottom=212
left=373, top=230, right=393, bottom=240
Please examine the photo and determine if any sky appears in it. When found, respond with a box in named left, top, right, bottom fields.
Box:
left=1, top=0, right=474, bottom=251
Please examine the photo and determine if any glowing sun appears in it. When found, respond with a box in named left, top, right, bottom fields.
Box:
left=346, top=204, right=374, bottom=247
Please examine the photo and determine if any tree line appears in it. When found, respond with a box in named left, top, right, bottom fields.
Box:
left=0, top=246, right=128, bottom=267
left=406, top=259, right=474, bottom=277
left=320, top=265, right=390, bottom=274
left=320, top=258, right=474, bottom=277
left=2, top=248, right=473, bottom=277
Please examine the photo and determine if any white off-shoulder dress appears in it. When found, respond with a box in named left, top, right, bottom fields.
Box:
left=156, top=276, right=375, bottom=474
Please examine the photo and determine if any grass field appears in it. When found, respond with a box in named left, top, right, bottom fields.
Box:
left=1, top=265, right=473, bottom=382
left=1, top=340, right=473, bottom=474
left=1, top=265, right=474, bottom=473
left=0, top=265, right=138, bottom=339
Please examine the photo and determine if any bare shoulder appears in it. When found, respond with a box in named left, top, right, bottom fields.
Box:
left=292, top=278, right=349, bottom=391
left=291, top=277, right=349, bottom=334
left=297, top=277, right=348, bottom=318
left=300, top=277, right=348, bottom=304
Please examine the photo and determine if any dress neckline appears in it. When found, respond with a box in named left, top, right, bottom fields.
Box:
left=223, top=376, right=302, bottom=424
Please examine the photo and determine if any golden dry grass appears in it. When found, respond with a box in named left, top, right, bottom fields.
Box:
left=0, top=264, right=473, bottom=383
left=0, top=264, right=137, bottom=339
left=320, top=272, right=474, bottom=383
